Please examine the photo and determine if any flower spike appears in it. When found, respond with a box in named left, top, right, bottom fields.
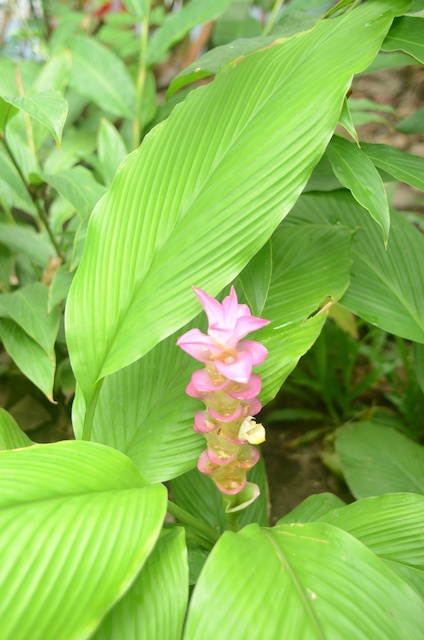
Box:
left=177, top=286, right=269, bottom=499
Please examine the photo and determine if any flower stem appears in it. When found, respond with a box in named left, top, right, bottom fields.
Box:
left=262, top=0, right=284, bottom=36
left=167, top=500, right=220, bottom=545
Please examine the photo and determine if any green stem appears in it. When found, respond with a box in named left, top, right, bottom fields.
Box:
left=81, top=378, right=104, bottom=441
left=167, top=500, right=220, bottom=545
left=132, top=3, right=151, bottom=149
left=223, top=496, right=241, bottom=532
left=183, top=529, right=214, bottom=551
left=262, top=0, right=284, bottom=36
left=0, top=133, right=64, bottom=259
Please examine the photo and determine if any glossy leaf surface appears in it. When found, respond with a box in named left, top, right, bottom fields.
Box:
left=184, top=521, right=424, bottom=639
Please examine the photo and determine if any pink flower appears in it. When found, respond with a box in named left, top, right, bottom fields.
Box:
left=177, top=287, right=269, bottom=383
left=177, top=286, right=269, bottom=499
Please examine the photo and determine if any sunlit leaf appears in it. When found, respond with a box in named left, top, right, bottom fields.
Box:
left=0, top=441, right=167, bottom=640
left=93, top=528, right=188, bottom=640
left=184, top=521, right=424, bottom=639
left=1, top=91, right=68, bottom=146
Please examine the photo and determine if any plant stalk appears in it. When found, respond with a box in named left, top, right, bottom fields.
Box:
left=262, top=0, right=285, bottom=36
left=167, top=500, right=220, bottom=545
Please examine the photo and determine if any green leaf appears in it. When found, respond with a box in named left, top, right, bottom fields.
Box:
left=338, top=98, right=358, bottom=143
left=319, top=493, right=424, bottom=598
left=71, top=324, right=205, bottom=481
left=236, top=240, right=272, bottom=316
left=67, top=0, right=401, bottom=403
left=35, top=51, right=72, bottom=93
left=396, top=107, right=424, bottom=133
left=414, top=342, right=424, bottom=395
left=382, top=16, right=424, bottom=63
left=276, top=493, right=346, bottom=525
left=0, top=283, right=60, bottom=398
left=336, top=421, right=424, bottom=498
left=92, top=528, right=188, bottom=640
left=0, top=224, right=55, bottom=268
left=0, top=408, right=33, bottom=450
left=69, top=37, right=136, bottom=120
left=0, top=441, right=167, bottom=640
left=326, top=135, right=390, bottom=243
left=359, top=50, right=417, bottom=74
left=98, top=118, right=128, bottom=186
left=0, top=97, right=18, bottom=132
left=0, top=283, right=60, bottom=355
left=2, top=92, right=68, bottom=146
left=289, top=191, right=424, bottom=343
left=147, top=0, right=235, bottom=65
left=257, top=224, right=352, bottom=404
left=184, top=522, right=424, bottom=639
left=167, top=35, right=274, bottom=97
left=361, top=142, right=424, bottom=191
left=0, top=319, right=56, bottom=399
left=44, top=167, right=107, bottom=219
left=0, top=147, right=37, bottom=215
left=48, top=266, right=75, bottom=311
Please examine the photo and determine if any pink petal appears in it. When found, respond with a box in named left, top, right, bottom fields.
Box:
left=177, top=328, right=223, bottom=362
left=227, top=374, right=262, bottom=400
left=215, top=349, right=253, bottom=383
left=232, top=315, right=269, bottom=342
left=193, top=287, right=223, bottom=327
left=197, top=450, right=216, bottom=475
left=237, top=340, right=268, bottom=366
left=193, top=411, right=217, bottom=434
left=191, top=369, right=229, bottom=393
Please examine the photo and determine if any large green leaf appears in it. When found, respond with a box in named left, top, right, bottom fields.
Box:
left=0, top=408, right=33, bottom=450
left=0, top=97, right=18, bottom=132
left=289, top=191, right=424, bottom=343
left=167, top=35, right=274, bottom=97
left=67, top=0, right=403, bottom=403
left=0, top=441, right=167, bottom=640
left=325, top=135, right=390, bottom=243
left=1, top=91, right=68, bottom=146
left=336, top=421, right=424, bottom=498
left=147, top=0, right=235, bottom=65
left=69, top=37, right=136, bottom=119
left=71, top=322, right=205, bottom=481
left=319, top=493, right=424, bottom=598
left=382, top=16, right=424, bottom=63
left=93, top=528, right=188, bottom=640
left=184, top=522, right=424, bottom=639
